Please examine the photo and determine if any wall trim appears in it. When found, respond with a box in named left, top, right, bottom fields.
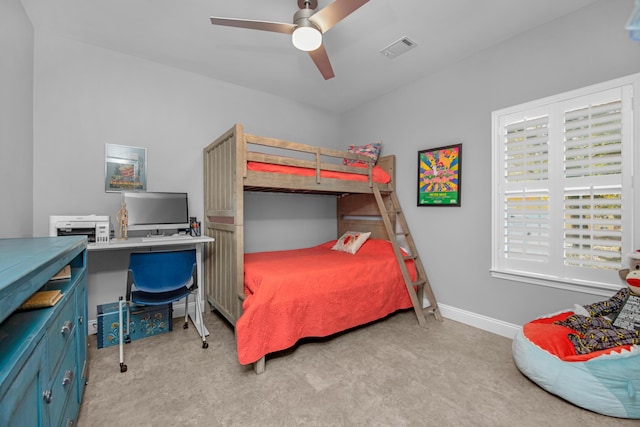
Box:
left=438, top=303, right=520, bottom=339
left=90, top=301, right=522, bottom=341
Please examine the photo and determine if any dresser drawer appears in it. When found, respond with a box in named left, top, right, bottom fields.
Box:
left=46, top=338, right=77, bottom=426
left=46, top=288, right=77, bottom=377
left=0, top=339, right=46, bottom=427
left=58, top=377, right=80, bottom=427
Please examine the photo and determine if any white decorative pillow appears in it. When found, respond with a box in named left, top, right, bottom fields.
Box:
left=331, top=231, right=371, bottom=255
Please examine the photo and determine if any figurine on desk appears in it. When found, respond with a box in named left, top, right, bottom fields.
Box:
left=190, top=217, right=201, bottom=237
left=116, top=202, right=128, bottom=240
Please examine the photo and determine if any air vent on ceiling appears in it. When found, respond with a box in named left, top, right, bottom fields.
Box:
left=380, top=36, right=418, bottom=59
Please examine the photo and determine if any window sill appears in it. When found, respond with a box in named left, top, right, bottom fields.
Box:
left=490, top=269, right=621, bottom=297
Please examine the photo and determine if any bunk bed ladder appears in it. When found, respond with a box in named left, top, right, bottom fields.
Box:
left=372, top=185, right=442, bottom=327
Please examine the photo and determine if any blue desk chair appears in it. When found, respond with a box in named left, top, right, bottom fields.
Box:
left=118, top=249, right=208, bottom=373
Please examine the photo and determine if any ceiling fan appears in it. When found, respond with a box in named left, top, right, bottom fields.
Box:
left=210, top=0, right=370, bottom=80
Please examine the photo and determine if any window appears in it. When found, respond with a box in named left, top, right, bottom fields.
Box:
left=491, top=74, right=639, bottom=294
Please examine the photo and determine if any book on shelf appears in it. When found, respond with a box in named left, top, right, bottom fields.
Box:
left=50, top=265, right=71, bottom=281
left=18, top=290, right=63, bottom=311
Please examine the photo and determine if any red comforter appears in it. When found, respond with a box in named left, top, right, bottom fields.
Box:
left=247, top=161, right=391, bottom=183
left=236, top=239, right=416, bottom=365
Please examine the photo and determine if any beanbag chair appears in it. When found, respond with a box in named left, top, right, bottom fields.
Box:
left=513, top=310, right=640, bottom=419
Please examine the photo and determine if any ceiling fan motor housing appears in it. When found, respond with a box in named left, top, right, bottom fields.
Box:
left=292, top=7, right=322, bottom=52
left=293, top=8, right=319, bottom=32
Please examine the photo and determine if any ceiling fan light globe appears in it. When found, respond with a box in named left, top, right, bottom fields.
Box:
left=292, top=26, right=322, bottom=51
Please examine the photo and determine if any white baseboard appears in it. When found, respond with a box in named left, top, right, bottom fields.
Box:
left=89, top=301, right=520, bottom=340
left=437, top=303, right=521, bottom=340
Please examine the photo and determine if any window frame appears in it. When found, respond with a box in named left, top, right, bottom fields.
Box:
left=491, top=73, right=640, bottom=296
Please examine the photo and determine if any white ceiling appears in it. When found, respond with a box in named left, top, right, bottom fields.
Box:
left=20, top=0, right=601, bottom=113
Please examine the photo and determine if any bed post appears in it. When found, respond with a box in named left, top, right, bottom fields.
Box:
left=203, top=124, right=245, bottom=325
left=254, top=357, right=266, bottom=374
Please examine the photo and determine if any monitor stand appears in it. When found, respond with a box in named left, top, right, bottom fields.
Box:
left=145, top=230, right=166, bottom=238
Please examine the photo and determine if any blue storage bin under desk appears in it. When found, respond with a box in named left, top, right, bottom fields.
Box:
left=97, top=301, right=172, bottom=349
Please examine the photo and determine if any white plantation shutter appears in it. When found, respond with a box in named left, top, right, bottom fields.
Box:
left=563, top=188, right=622, bottom=270
left=564, top=99, right=623, bottom=178
left=504, top=190, right=549, bottom=262
left=502, top=113, right=550, bottom=265
left=492, top=74, right=637, bottom=291
left=563, top=95, right=624, bottom=275
left=504, top=115, right=549, bottom=183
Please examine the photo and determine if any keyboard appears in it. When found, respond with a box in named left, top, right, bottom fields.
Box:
left=140, top=235, right=194, bottom=243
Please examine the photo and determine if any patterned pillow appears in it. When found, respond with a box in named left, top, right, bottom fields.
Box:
left=343, top=142, right=382, bottom=166
left=331, top=231, right=371, bottom=254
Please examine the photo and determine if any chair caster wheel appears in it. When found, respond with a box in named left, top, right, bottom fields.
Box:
left=202, top=341, right=209, bottom=349
left=183, top=323, right=189, bottom=330
left=120, top=363, right=127, bottom=373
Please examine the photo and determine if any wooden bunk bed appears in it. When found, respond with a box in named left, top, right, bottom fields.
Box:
left=203, top=123, right=441, bottom=373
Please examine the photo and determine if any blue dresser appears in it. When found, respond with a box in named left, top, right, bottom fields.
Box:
left=0, top=236, right=88, bottom=427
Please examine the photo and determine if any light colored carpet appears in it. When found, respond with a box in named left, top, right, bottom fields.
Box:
left=78, top=309, right=637, bottom=426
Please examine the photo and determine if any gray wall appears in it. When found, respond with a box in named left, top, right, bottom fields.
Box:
left=341, top=0, right=640, bottom=328
left=30, top=33, right=341, bottom=253
left=0, top=0, right=33, bottom=238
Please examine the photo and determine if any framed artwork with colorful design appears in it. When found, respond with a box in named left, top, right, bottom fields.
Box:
left=104, top=143, right=147, bottom=192
left=417, top=144, right=462, bottom=207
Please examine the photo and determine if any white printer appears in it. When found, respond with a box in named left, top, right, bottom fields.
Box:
left=49, top=215, right=110, bottom=244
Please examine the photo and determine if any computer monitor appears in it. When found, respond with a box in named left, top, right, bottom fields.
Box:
left=122, top=191, right=189, bottom=233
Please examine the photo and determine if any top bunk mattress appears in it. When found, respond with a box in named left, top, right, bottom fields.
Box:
left=247, top=161, right=391, bottom=184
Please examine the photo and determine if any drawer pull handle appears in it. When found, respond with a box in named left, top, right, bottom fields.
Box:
left=61, top=320, right=74, bottom=335
left=62, top=370, right=73, bottom=386
left=78, top=315, right=84, bottom=325
left=43, top=389, right=52, bottom=404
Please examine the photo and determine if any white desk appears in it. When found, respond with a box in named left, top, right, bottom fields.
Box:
left=87, top=235, right=214, bottom=337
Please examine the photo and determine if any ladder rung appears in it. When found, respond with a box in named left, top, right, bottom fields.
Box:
left=424, top=304, right=438, bottom=312
left=412, top=279, right=427, bottom=286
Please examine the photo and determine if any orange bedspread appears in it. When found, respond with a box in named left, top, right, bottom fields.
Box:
left=236, top=239, right=416, bottom=365
left=247, top=161, right=391, bottom=183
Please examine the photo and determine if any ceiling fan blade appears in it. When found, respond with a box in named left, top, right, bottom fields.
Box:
left=309, top=0, right=369, bottom=33
left=308, top=45, right=335, bottom=80
left=210, top=17, right=295, bottom=35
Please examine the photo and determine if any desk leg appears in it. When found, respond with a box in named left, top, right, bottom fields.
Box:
left=190, top=244, right=210, bottom=337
